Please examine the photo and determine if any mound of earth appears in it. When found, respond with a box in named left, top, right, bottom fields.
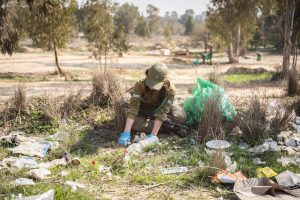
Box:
left=226, top=67, right=268, bottom=74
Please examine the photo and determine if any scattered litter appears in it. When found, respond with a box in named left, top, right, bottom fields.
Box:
left=238, top=141, right=249, bottom=150
left=198, top=160, right=205, bottom=167
left=0, top=131, right=23, bottom=146
left=123, top=152, right=131, bottom=167
left=232, top=127, right=243, bottom=136
left=13, top=189, right=55, bottom=200
left=205, top=148, right=215, bottom=156
left=146, top=152, right=155, bottom=157
left=28, top=168, right=51, bottom=180
left=38, top=158, right=67, bottom=169
left=212, top=170, right=247, bottom=184
left=60, top=170, right=70, bottom=177
left=234, top=177, right=298, bottom=199
left=256, top=167, right=277, bottom=178
left=48, top=131, right=69, bottom=141
left=2, top=156, right=38, bottom=172
left=133, top=134, right=140, bottom=143
left=15, top=178, right=35, bottom=186
left=248, top=138, right=282, bottom=155
left=214, top=197, right=224, bottom=200
left=127, top=136, right=159, bottom=155
left=223, top=154, right=237, bottom=173
left=295, top=116, right=300, bottom=125
left=63, top=152, right=71, bottom=162
left=99, top=165, right=111, bottom=173
left=162, top=166, right=188, bottom=174
left=276, top=171, right=300, bottom=187
left=70, top=157, right=81, bottom=166
left=253, top=158, right=266, bottom=165
left=8, top=137, right=51, bottom=158
left=49, top=141, right=59, bottom=150
left=283, top=146, right=297, bottom=155
left=277, top=156, right=297, bottom=167
left=284, top=137, right=300, bottom=147
left=206, top=140, right=231, bottom=150
left=292, top=123, right=300, bottom=133
left=189, top=138, right=196, bottom=145
left=65, top=181, right=86, bottom=192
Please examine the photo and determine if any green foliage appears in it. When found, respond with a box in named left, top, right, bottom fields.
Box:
left=134, top=15, right=150, bottom=37
left=0, top=0, right=21, bottom=55
left=83, top=0, right=128, bottom=67
left=222, top=72, right=273, bottom=83
left=180, top=9, right=195, bottom=35
left=114, top=3, right=140, bottom=34
left=146, top=4, right=161, bottom=34
left=28, top=0, right=76, bottom=49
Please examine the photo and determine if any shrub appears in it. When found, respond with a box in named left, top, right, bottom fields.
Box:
left=90, top=70, right=124, bottom=107
left=61, top=90, right=83, bottom=118
left=236, top=95, right=267, bottom=144
left=197, top=92, right=224, bottom=141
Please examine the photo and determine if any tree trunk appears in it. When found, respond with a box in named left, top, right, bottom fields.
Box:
left=282, top=0, right=295, bottom=76
left=235, top=24, right=241, bottom=60
left=228, top=42, right=238, bottom=63
left=292, top=34, right=299, bottom=70
left=53, top=42, right=63, bottom=75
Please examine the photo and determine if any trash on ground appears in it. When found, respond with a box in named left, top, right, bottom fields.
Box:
left=13, top=189, right=54, bottom=200
left=256, top=167, right=277, bottom=178
left=223, top=154, right=237, bottom=173
left=133, top=134, right=140, bottom=143
left=276, top=171, right=300, bottom=187
left=277, top=156, right=297, bottom=167
left=212, top=170, right=247, bottom=184
left=198, top=160, right=205, bottom=167
left=70, top=157, right=81, bottom=166
left=15, top=178, right=35, bottom=186
left=248, top=138, right=283, bottom=155
left=2, top=156, right=38, bottom=172
left=48, top=131, right=69, bottom=141
left=65, top=181, right=86, bottom=192
left=60, top=170, right=70, bottom=177
left=8, top=136, right=51, bottom=158
left=183, top=77, right=236, bottom=125
left=266, top=100, right=295, bottom=124
left=49, top=141, right=59, bottom=150
left=234, top=177, right=297, bottom=199
left=161, top=166, right=188, bottom=174
left=189, top=138, right=196, bottom=145
left=99, top=165, right=111, bottom=173
left=238, top=141, right=249, bottom=150
left=123, top=152, right=131, bottom=167
left=206, top=140, right=231, bottom=150
left=253, top=158, right=266, bottom=165
left=0, top=131, right=23, bottom=146
left=28, top=167, right=51, bottom=180
left=127, top=136, right=159, bottom=155
left=38, top=158, right=67, bottom=169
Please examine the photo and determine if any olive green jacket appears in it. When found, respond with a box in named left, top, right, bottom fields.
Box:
left=127, top=79, right=176, bottom=122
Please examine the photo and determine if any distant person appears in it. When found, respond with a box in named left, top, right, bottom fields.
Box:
left=118, top=63, right=187, bottom=146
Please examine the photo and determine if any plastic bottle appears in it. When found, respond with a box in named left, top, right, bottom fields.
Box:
left=126, top=136, right=159, bottom=155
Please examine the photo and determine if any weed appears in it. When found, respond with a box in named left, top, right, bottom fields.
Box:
left=236, top=95, right=267, bottom=145
left=61, top=90, right=83, bottom=118
left=197, top=92, right=224, bottom=141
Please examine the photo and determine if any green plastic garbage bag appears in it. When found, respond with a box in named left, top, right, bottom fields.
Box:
left=183, top=78, right=236, bottom=125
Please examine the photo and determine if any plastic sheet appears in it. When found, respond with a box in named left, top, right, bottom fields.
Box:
left=183, top=78, right=236, bottom=125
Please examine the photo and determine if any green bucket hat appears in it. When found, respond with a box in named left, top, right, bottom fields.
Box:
left=145, top=63, right=169, bottom=90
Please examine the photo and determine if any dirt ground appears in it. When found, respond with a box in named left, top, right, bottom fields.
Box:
left=0, top=50, right=287, bottom=99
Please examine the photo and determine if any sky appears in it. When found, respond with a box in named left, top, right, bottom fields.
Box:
left=78, top=0, right=211, bottom=16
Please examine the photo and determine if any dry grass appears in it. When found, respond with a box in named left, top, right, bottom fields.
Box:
left=287, top=69, right=298, bottom=96
left=113, top=100, right=128, bottom=132
left=206, top=150, right=226, bottom=176
left=89, top=70, right=124, bottom=107
left=197, top=93, right=224, bottom=141
left=236, top=95, right=267, bottom=144
left=61, top=90, right=83, bottom=118
left=34, top=95, right=61, bottom=124
left=0, top=85, right=27, bottom=121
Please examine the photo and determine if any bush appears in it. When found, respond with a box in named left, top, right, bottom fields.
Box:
left=90, top=70, right=124, bottom=107
left=236, top=95, right=267, bottom=144
left=197, top=93, right=224, bottom=141
left=61, top=90, right=83, bottom=118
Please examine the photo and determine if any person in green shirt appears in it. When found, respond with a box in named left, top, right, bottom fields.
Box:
left=118, top=63, right=187, bottom=146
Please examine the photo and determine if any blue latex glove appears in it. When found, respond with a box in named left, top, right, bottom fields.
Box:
left=146, top=133, right=154, bottom=138
left=118, top=131, right=131, bottom=146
